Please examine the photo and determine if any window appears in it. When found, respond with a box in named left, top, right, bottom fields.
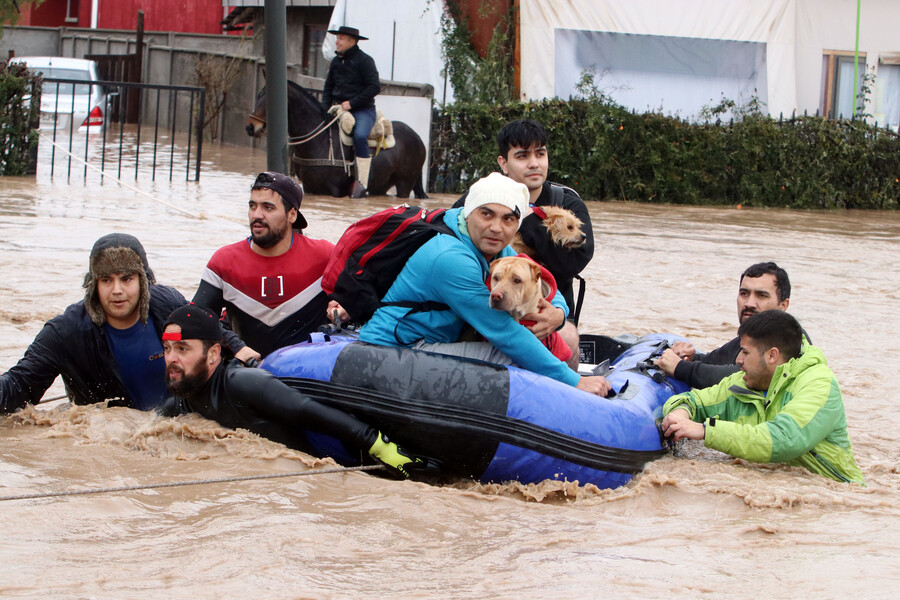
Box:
left=65, top=0, right=79, bottom=24
left=303, top=24, right=328, bottom=78
left=821, top=51, right=866, bottom=119
left=874, top=57, right=900, bottom=132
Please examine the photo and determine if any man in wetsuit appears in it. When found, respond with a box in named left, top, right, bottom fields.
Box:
left=454, top=119, right=594, bottom=363
left=322, top=25, right=380, bottom=198
left=192, top=172, right=333, bottom=358
left=158, top=304, right=422, bottom=479
left=0, top=233, right=251, bottom=413
left=655, top=262, right=801, bottom=389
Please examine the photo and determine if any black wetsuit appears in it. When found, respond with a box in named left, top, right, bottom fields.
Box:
left=158, top=359, right=377, bottom=456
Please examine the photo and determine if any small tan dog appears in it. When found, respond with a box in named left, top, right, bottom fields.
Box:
left=487, top=255, right=573, bottom=362
left=511, top=206, right=586, bottom=257
left=488, top=256, right=550, bottom=321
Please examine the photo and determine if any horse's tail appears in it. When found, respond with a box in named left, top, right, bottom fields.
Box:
left=413, top=172, right=428, bottom=200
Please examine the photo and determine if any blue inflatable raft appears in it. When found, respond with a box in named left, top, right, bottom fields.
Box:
left=261, top=333, right=689, bottom=489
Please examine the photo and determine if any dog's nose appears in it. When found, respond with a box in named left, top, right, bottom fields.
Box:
left=490, top=289, right=503, bottom=301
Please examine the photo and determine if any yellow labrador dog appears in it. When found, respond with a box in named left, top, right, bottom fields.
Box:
left=488, top=256, right=551, bottom=321
left=511, top=206, right=586, bottom=257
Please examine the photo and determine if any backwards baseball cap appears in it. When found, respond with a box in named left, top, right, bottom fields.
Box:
left=163, top=305, right=222, bottom=342
left=251, top=171, right=308, bottom=230
left=462, top=172, right=531, bottom=230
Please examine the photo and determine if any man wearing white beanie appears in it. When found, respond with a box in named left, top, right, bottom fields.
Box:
left=359, top=173, right=611, bottom=396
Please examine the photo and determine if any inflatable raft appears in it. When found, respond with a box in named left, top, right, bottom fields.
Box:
left=261, top=333, right=689, bottom=489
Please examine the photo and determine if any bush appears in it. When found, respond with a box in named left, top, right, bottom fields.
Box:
left=0, top=61, right=41, bottom=176
left=430, top=99, right=900, bottom=209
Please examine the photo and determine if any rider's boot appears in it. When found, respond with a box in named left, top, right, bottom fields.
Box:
left=351, top=157, right=371, bottom=199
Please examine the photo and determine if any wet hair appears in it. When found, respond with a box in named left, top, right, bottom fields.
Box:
left=741, top=262, right=791, bottom=302
left=497, top=119, right=549, bottom=159
left=737, top=309, right=803, bottom=360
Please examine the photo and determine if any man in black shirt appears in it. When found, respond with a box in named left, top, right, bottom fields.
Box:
left=322, top=25, right=380, bottom=198
left=655, top=262, right=801, bottom=389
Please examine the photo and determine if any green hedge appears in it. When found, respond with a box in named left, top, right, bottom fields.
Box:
left=429, top=99, right=900, bottom=209
left=0, top=61, right=41, bottom=176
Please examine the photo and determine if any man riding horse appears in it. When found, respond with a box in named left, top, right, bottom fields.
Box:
left=322, top=25, right=380, bottom=199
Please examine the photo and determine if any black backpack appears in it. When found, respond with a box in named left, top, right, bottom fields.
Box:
left=322, top=204, right=456, bottom=323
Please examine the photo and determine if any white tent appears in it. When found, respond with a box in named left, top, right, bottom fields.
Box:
left=520, top=0, right=900, bottom=128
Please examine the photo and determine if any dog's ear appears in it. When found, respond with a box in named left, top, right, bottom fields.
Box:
left=528, top=261, right=542, bottom=282
left=540, top=280, right=552, bottom=297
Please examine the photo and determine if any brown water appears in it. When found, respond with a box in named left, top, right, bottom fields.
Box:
left=2, top=141, right=899, bottom=598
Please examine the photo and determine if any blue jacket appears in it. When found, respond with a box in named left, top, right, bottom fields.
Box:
left=359, top=208, right=580, bottom=386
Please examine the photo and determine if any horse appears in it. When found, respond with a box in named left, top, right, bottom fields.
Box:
left=246, top=81, right=427, bottom=199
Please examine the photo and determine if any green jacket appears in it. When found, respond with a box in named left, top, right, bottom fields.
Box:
left=663, top=343, right=864, bottom=484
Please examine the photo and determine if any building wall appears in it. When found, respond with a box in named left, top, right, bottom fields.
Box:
left=96, top=0, right=227, bottom=34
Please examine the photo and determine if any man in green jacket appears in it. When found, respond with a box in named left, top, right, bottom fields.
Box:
left=661, top=309, right=864, bottom=484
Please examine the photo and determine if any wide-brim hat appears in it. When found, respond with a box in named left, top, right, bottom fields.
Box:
left=327, top=25, right=368, bottom=40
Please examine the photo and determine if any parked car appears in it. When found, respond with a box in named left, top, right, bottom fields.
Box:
left=10, top=56, right=110, bottom=133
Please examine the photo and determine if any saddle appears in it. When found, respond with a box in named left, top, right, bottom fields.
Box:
left=333, top=108, right=396, bottom=151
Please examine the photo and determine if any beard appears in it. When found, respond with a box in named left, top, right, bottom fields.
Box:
left=166, top=359, right=211, bottom=399
left=250, top=218, right=289, bottom=249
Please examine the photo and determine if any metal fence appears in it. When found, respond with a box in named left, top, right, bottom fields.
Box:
left=39, top=78, right=205, bottom=182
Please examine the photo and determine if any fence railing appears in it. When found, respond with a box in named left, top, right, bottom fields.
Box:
left=39, top=78, right=205, bottom=182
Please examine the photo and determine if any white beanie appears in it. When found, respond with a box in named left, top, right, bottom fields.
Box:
left=462, top=172, right=531, bottom=230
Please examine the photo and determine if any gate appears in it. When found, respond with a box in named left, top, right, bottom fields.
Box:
left=39, top=78, right=205, bottom=182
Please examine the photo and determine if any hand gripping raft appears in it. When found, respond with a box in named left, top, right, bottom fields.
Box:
left=261, top=334, right=689, bottom=489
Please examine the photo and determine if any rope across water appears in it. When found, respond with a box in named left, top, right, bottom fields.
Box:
left=0, top=464, right=385, bottom=503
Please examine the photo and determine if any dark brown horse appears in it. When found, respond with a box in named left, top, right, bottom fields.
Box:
left=246, top=81, right=427, bottom=199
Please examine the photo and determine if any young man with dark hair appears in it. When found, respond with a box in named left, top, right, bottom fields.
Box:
left=158, top=305, right=423, bottom=479
left=656, top=261, right=799, bottom=389
left=192, top=172, right=333, bottom=358
left=454, top=119, right=594, bottom=364
left=0, top=233, right=249, bottom=413
left=661, top=310, right=864, bottom=484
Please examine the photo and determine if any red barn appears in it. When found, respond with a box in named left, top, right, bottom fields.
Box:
left=17, top=0, right=236, bottom=34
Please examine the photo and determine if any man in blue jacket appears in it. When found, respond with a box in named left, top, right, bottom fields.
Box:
left=359, top=173, right=610, bottom=396
left=0, top=233, right=251, bottom=413
left=322, top=25, right=380, bottom=199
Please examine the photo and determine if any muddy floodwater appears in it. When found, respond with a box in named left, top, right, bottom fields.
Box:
left=1, top=140, right=899, bottom=598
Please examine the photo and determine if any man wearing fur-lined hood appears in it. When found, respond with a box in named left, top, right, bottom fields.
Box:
left=0, top=233, right=251, bottom=413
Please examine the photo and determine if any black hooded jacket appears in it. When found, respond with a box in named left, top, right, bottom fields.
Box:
left=0, top=285, right=248, bottom=413
left=321, top=43, right=381, bottom=111
left=1, top=285, right=187, bottom=412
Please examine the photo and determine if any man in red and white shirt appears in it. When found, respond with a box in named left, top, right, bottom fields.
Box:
left=192, top=172, right=334, bottom=357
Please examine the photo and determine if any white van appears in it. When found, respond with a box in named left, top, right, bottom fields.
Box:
left=11, top=56, right=110, bottom=133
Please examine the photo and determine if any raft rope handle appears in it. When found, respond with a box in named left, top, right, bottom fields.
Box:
left=38, top=133, right=205, bottom=220
left=0, top=464, right=385, bottom=503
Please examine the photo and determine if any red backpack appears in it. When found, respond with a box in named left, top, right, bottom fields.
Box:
left=322, top=204, right=456, bottom=322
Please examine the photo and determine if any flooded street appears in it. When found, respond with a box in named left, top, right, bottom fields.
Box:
left=2, top=139, right=900, bottom=598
